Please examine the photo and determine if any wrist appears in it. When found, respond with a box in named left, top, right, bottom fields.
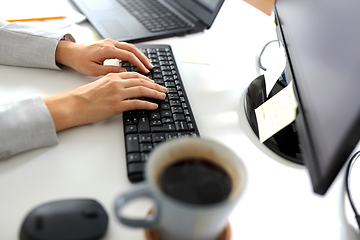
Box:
left=55, top=39, right=77, bottom=67
left=43, top=94, right=76, bottom=132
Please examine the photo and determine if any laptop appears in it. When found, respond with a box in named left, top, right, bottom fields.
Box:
left=71, top=0, right=225, bottom=42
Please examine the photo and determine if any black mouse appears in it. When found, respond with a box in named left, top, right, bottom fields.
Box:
left=19, top=199, right=108, bottom=240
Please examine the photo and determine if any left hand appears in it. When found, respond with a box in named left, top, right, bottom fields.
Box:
left=43, top=72, right=167, bottom=132
left=55, top=39, right=153, bottom=76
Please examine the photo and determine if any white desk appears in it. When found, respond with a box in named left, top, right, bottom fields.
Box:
left=0, top=0, right=359, bottom=239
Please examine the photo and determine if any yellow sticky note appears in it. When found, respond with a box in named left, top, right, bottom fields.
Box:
left=255, top=81, right=298, bottom=143
left=242, top=0, right=276, bottom=16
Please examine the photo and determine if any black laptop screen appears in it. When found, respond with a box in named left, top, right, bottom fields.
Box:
left=194, top=0, right=222, bottom=12
left=173, top=0, right=224, bottom=27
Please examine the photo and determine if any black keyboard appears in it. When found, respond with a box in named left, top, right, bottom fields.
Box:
left=122, top=44, right=200, bottom=183
left=118, top=0, right=192, bottom=32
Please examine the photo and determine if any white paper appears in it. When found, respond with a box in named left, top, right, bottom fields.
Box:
left=255, top=81, right=298, bottom=143
left=1, top=0, right=86, bottom=30
left=263, top=43, right=286, bottom=97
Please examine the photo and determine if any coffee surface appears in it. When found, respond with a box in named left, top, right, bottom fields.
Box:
left=159, top=157, right=232, bottom=205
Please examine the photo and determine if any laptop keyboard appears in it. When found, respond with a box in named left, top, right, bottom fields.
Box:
left=122, top=44, right=200, bottom=183
left=118, top=0, right=192, bottom=32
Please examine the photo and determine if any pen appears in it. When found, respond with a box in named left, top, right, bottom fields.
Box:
left=6, top=16, right=65, bottom=22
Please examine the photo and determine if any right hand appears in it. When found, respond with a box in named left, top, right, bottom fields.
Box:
left=44, top=72, right=167, bottom=132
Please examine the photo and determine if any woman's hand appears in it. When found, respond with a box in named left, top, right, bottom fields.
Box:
left=43, top=72, right=166, bottom=132
left=55, top=39, right=153, bottom=76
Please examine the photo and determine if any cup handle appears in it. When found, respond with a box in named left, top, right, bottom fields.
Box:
left=114, top=182, right=160, bottom=228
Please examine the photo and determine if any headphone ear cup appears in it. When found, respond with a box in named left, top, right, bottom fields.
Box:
left=244, top=74, right=267, bottom=137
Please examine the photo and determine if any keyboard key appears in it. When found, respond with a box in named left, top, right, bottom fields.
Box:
left=140, top=143, right=153, bottom=152
left=165, top=133, right=178, bottom=140
left=162, top=118, right=174, bottom=123
left=151, top=123, right=176, bottom=132
left=160, top=103, right=170, bottom=110
left=173, top=114, right=185, bottom=121
left=125, top=125, right=137, bottom=134
left=160, top=110, right=172, bottom=117
left=127, top=153, right=141, bottom=163
left=171, top=107, right=183, bottom=113
left=126, top=135, right=139, bottom=153
left=139, top=134, right=152, bottom=143
left=141, top=153, right=149, bottom=162
left=168, top=93, right=179, bottom=100
left=128, top=162, right=144, bottom=174
left=152, top=133, right=165, bottom=142
left=178, top=132, right=197, bottom=138
left=150, top=120, right=162, bottom=126
left=175, top=121, right=188, bottom=131
left=153, top=73, right=163, bottom=78
left=150, top=112, right=161, bottom=120
left=138, top=117, right=150, bottom=132
left=169, top=100, right=181, bottom=106
left=124, top=117, right=133, bottom=125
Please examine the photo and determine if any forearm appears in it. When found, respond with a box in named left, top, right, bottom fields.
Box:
left=0, top=96, right=58, bottom=160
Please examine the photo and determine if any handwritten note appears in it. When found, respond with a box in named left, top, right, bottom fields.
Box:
left=255, top=81, right=298, bottom=143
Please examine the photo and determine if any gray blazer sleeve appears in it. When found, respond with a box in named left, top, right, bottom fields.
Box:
left=0, top=20, right=75, bottom=69
left=0, top=20, right=76, bottom=159
left=0, top=96, right=58, bottom=160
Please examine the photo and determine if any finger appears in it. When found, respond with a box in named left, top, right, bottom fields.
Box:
left=114, top=49, right=150, bottom=74
left=82, top=62, right=128, bottom=76
left=122, top=85, right=167, bottom=100
left=115, top=42, right=153, bottom=69
left=117, top=49, right=149, bottom=74
left=117, top=72, right=153, bottom=81
left=120, top=99, right=159, bottom=112
left=121, top=78, right=167, bottom=93
left=99, top=40, right=151, bottom=73
left=98, top=66, right=128, bottom=76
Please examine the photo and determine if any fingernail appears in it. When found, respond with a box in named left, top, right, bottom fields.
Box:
left=149, top=63, right=154, bottom=69
left=119, top=68, right=127, bottom=73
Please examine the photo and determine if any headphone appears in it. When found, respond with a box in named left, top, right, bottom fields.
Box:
left=345, top=150, right=360, bottom=229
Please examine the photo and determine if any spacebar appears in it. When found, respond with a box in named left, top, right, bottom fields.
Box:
left=151, top=124, right=176, bottom=132
left=128, top=162, right=144, bottom=175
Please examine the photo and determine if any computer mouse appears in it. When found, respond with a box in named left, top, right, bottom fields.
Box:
left=19, top=199, right=108, bottom=240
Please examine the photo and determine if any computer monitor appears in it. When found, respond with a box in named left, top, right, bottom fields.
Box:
left=245, top=0, right=360, bottom=195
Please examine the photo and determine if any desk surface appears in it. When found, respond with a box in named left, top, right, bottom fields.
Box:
left=0, top=0, right=359, bottom=239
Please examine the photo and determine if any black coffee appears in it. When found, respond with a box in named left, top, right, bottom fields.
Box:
left=159, top=157, right=232, bottom=205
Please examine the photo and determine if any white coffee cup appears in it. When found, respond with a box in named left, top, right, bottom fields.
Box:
left=114, top=137, right=246, bottom=240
